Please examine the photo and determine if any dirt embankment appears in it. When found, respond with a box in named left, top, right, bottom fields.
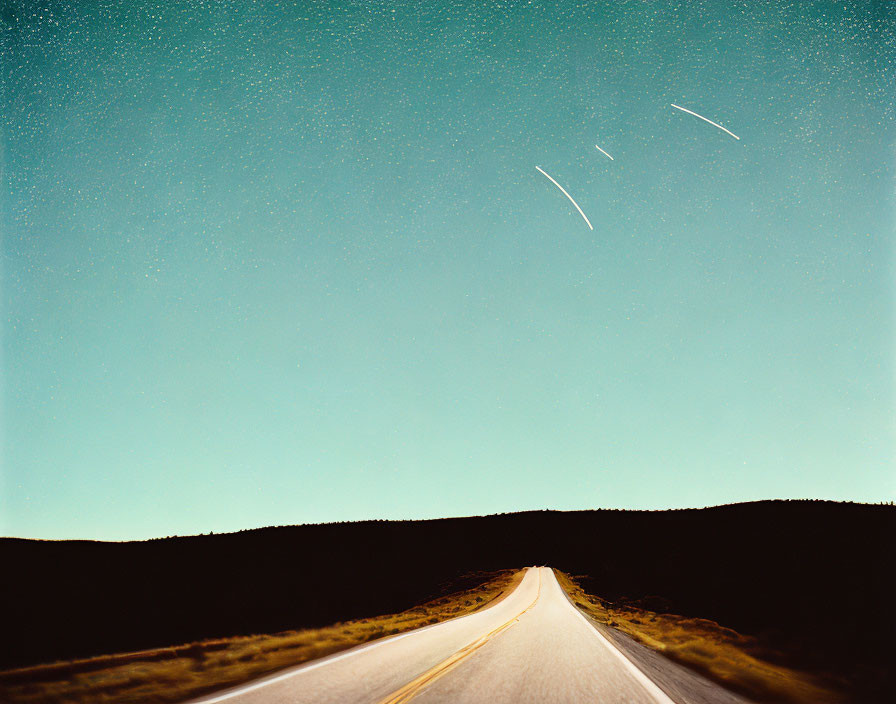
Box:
left=555, top=569, right=844, bottom=703
left=0, top=570, right=523, bottom=704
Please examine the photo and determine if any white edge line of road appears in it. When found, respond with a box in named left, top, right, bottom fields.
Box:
left=189, top=567, right=538, bottom=704
left=554, top=571, right=677, bottom=704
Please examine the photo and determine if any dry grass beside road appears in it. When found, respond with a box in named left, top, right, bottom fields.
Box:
left=0, top=569, right=524, bottom=704
left=554, top=570, right=844, bottom=703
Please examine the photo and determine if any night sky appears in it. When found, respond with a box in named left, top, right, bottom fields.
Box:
left=3, top=1, right=894, bottom=539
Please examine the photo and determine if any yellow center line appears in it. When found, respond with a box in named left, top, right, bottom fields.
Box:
left=377, top=569, right=543, bottom=704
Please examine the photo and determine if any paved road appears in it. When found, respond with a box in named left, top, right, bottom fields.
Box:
left=192, top=567, right=748, bottom=704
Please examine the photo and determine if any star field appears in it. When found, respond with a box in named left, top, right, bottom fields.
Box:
left=2, top=1, right=894, bottom=539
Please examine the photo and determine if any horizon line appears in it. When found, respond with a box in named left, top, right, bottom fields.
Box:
left=3, top=498, right=891, bottom=543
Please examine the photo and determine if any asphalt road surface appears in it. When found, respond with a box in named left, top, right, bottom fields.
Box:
left=192, top=567, right=748, bottom=704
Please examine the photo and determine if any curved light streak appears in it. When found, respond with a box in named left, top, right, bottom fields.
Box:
left=670, top=103, right=740, bottom=140
left=594, top=144, right=614, bottom=160
left=535, top=166, right=594, bottom=231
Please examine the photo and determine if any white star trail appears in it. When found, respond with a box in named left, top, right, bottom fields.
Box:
left=594, top=144, right=614, bottom=160
left=670, top=103, right=740, bottom=140
left=535, top=166, right=594, bottom=231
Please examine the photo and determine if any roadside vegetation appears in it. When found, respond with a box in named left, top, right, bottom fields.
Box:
left=554, top=570, right=844, bottom=703
left=0, top=569, right=523, bottom=704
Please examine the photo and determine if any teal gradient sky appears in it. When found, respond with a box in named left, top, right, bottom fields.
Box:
left=3, top=1, right=894, bottom=540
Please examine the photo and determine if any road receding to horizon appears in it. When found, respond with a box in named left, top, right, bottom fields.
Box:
left=191, top=567, right=747, bottom=704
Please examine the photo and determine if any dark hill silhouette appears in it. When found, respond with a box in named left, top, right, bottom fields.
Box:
left=2, top=500, right=893, bottom=700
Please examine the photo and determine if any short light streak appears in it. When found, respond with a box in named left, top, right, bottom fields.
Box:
left=594, top=144, right=614, bottom=160
left=670, top=103, right=740, bottom=140
left=535, top=166, right=594, bottom=231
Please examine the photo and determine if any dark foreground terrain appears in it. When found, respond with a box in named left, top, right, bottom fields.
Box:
left=2, top=500, right=894, bottom=701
